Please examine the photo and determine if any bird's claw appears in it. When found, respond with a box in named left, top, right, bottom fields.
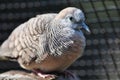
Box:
left=33, top=69, right=57, bottom=79
left=37, top=73, right=56, bottom=79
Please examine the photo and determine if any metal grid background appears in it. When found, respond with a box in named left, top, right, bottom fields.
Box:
left=0, top=0, right=120, bottom=80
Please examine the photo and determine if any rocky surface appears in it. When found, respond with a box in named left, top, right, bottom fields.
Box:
left=0, top=70, right=80, bottom=80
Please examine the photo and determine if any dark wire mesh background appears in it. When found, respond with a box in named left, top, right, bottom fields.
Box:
left=0, top=0, right=120, bottom=80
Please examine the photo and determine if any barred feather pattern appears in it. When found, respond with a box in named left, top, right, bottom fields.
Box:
left=0, top=13, right=85, bottom=65
left=46, top=20, right=74, bottom=56
left=0, top=13, right=76, bottom=61
left=0, top=14, right=57, bottom=62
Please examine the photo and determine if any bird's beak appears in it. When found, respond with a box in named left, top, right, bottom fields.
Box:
left=81, top=22, right=90, bottom=33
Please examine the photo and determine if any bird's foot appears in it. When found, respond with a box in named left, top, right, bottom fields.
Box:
left=33, top=69, right=57, bottom=79
left=37, top=73, right=56, bottom=79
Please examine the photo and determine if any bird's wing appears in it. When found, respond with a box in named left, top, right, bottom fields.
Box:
left=0, top=14, right=57, bottom=63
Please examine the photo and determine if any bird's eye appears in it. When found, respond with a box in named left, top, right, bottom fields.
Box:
left=69, top=16, right=74, bottom=22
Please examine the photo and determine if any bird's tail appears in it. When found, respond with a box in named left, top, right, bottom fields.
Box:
left=0, top=48, right=16, bottom=61
left=0, top=50, right=11, bottom=61
left=0, top=56, right=9, bottom=61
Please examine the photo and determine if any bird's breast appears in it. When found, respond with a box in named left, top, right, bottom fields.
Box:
left=21, top=33, right=85, bottom=72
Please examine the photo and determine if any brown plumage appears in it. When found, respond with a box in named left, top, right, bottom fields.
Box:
left=0, top=7, right=90, bottom=78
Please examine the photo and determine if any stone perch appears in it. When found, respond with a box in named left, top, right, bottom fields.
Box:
left=0, top=70, right=80, bottom=80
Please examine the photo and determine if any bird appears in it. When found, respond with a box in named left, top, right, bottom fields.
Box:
left=0, top=7, right=90, bottom=79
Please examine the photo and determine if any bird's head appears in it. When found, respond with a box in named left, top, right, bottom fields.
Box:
left=54, top=7, right=90, bottom=33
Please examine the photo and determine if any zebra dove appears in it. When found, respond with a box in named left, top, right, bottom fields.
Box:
left=0, top=7, right=90, bottom=79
